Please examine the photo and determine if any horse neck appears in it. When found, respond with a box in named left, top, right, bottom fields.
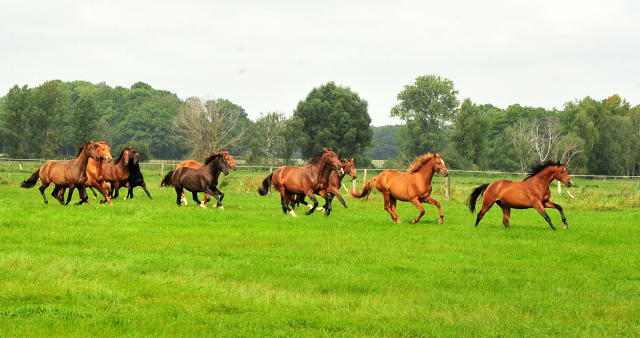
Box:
left=530, top=167, right=557, bottom=188
left=414, top=159, right=436, bottom=182
left=74, top=147, right=92, bottom=175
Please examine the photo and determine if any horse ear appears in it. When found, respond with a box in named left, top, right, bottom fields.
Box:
left=562, top=162, right=567, bottom=166
left=351, top=158, right=354, bottom=162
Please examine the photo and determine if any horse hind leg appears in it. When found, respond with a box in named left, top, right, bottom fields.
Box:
left=51, top=186, right=65, bottom=205
left=474, top=199, right=495, bottom=227
left=496, top=201, right=511, bottom=228
left=75, top=187, right=89, bottom=206
left=383, top=194, right=401, bottom=223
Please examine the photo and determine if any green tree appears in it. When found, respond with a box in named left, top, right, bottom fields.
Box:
left=595, top=116, right=636, bottom=175
left=390, top=75, right=459, bottom=157
left=30, top=81, right=69, bottom=158
left=293, top=82, right=373, bottom=166
left=277, top=115, right=305, bottom=165
left=365, top=125, right=401, bottom=160
left=451, top=98, right=490, bottom=169
left=248, top=112, right=285, bottom=165
left=0, top=85, right=32, bottom=157
left=70, top=92, right=99, bottom=146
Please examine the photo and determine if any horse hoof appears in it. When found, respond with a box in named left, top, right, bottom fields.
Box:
left=220, top=206, right=225, bottom=210
left=305, top=210, right=313, bottom=215
left=290, top=210, right=297, bottom=217
left=199, top=204, right=206, bottom=208
left=307, top=204, right=313, bottom=210
left=438, top=220, right=443, bottom=225
left=563, top=224, right=569, bottom=229
left=317, top=207, right=324, bottom=211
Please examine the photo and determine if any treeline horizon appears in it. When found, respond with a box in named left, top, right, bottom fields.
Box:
left=1, top=78, right=638, bottom=176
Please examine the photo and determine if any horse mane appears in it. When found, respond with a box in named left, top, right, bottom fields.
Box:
left=204, top=153, right=222, bottom=165
left=75, top=141, right=90, bottom=158
left=113, top=146, right=131, bottom=164
left=524, top=159, right=562, bottom=180
left=307, top=149, right=331, bottom=165
left=408, top=153, right=435, bottom=173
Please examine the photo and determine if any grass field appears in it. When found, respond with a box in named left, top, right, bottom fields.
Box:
left=1, top=165, right=639, bottom=337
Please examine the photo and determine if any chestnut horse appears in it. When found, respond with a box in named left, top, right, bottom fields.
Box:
left=58, top=141, right=114, bottom=205
left=173, top=151, right=237, bottom=206
left=257, top=148, right=344, bottom=217
left=20, top=141, right=101, bottom=205
left=467, top=160, right=573, bottom=230
left=100, top=146, right=132, bottom=203
left=351, top=153, right=449, bottom=224
left=162, top=153, right=229, bottom=208
left=294, top=158, right=357, bottom=215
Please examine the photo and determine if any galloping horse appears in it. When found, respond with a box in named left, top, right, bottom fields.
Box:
left=100, top=146, right=132, bottom=203
left=294, top=158, right=357, bottom=215
left=58, top=141, right=114, bottom=205
left=20, top=141, right=101, bottom=205
left=173, top=151, right=237, bottom=206
left=467, top=160, right=573, bottom=230
left=257, top=148, right=344, bottom=217
left=161, top=153, right=229, bottom=208
left=123, top=150, right=153, bottom=200
left=351, top=153, right=449, bottom=224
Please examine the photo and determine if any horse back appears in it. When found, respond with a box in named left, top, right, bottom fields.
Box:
left=178, top=160, right=203, bottom=169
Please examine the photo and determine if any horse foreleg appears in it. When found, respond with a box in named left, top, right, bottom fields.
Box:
left=121, top=183, right=130, bottom=200
left=496, top=200, right=511, bottom=228
left=203, top=193, right=211, bottom=206
left=205, top=187, right=224, bottom=210
left=534, top=202, right=556, bottom=231
left=95, top=183, right=112, bottom=205
left=544, top=200, right=568, bottom=229
left=52, top=186, right=65, bottom=205
left=181, top=191, right=188, bottom=205
left=304, top=191, right=319, bottom=215
left=192, top=191, right=205, bottom=208
left=423, top=196, right=444, bottom=224
left=141, top=182, right=153, bottom=200
left=65, top=187, right=75, bottom=206
left=112, top=182, right=121, bottom=199
left=409, top=198, right=426, bottom=224
left=76, top=186, right=89, bottom=206
left=319, top=192, right=333, bottom=217
left=89, top=186, right=98, bottom=199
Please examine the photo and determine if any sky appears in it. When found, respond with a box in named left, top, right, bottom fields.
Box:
left=2, top=0, right=639, bottom=126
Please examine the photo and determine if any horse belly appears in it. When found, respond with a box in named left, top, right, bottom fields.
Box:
left=496, top=183, right=532, bottom=209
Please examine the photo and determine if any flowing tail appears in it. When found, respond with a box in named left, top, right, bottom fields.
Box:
left=257, top=173, right=273, bottom=196
left=350, top=177, right=376, bottom=201
left=467, top=183, right=490, bottom=213
left=20, top=168, right=41, bottom=188
left=160, top=169, right=175, bottom=187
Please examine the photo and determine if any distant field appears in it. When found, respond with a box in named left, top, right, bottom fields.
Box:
left=1, top=165, right=639, bottom=336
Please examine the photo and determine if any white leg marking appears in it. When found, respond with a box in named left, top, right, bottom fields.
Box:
left=220, top=206, right=224, bottom=210
left=316, top=206, right=324, bottom=211
left=290, top=210, right=297, bottom=217
left=199, top=203, right=206, bottom=208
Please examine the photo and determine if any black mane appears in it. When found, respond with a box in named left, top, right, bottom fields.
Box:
left=204, top=153, right=223, bottom=165
left=307, top=149, right=331, bottom=165
left=524, top=159, right=562, bottom=180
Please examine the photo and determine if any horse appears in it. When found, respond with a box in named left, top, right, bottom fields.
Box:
left=467, top=160, right=573, bottom=230
left=257, top=148, right=344, bottom=217
left=123, top=150, right=153, bottom=200
left=20, top=141, right=101, bottom=205
left=173, top=151, right=237, bottom=206
left=294, top=158, right=357, bottom=215
left=58, top=141, right=114, bottom=205
left=99, top=146, right=132, bottom=203
left=161, top=153, right=229, bottom=208
left=351, top=153, right=449, bottom=224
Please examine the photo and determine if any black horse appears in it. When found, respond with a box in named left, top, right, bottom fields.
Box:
left=161, top=153, right=229, bottom=208
left=105, top=150, right=153, bottom=200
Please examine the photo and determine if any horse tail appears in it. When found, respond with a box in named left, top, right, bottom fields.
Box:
left=257, top=173, right=273, bottom=196
left=467, top=183, right=490, bottom=214
left=20, top=168, right=41, bottom=188
left=350, top=177, right=376, bottom=200
left=160, top=169, right=175, bottom=187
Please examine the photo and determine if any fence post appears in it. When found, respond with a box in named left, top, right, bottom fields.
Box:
left=161, top=163, right=164, bottom=176
left=558, top=180, right=561, bottom=195
left=270, top=167, right=273, bottom=173
left=363, top=169, right=368, bottom=188
left=353, top=170, right=357, bottom=192
left=445, top=176, right=450, bottom=201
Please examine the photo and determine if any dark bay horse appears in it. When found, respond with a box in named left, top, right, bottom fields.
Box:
left=257, top=148, right=344, bottom=217
left=20, top=141, right=101, bottom=205
left=351, top=153, right=449, bottom=224
left=161, top=153, right=229, bottom=208
left=294, top=158, right=357, bottom=215
left=173, top=151, right=237, bottom=206
left=100, top=146, right=132, bottom=203
left=58, top=141, right=113, bottom=205
left=467, top=160, right=573, bottom=230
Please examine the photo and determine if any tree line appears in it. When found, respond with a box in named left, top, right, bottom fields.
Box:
left=1, top=77, right=638, bottom=176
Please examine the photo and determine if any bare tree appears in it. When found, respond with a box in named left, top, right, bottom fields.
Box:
left=174, top=97, right=245, bottom=160
left=506, top=120, right=536, bottom=172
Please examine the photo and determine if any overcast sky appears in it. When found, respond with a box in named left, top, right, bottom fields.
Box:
left=2, top=0, right=639, bottom=126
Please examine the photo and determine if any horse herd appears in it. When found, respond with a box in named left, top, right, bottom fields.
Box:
left=20, top=143, right=574, bottom=230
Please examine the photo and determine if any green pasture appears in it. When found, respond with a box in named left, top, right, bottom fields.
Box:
left=1, top=164, right=639, bottom=337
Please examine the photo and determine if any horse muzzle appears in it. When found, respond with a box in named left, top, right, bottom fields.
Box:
left=565, top=180, right=573, bottom=187
left=106, top=158, right=113, bottom=163
left=440, top=169, right=450, bottom=177
left=351, top=175, right=357, bottom=180
left=93, top=156, right=101, bottom=161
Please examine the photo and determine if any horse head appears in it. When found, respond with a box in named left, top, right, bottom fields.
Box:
left=341, top=158, right=357, bottom=180
left=323, top=148, right=343, bottom=175
left=554, top=162, right=573, bottom=187
left=122, top=146, right=132, bottom=165
left=221, top=151, right=237, bottom=171
left=204, top=153, right=229, bottom=176
left=85, top=141, right=101, bottom=161
left=433, top=154, right=449, bottom=177
left=132, top=151, right=141, bottom=165
left=97, top=142, right=113, bottom=163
